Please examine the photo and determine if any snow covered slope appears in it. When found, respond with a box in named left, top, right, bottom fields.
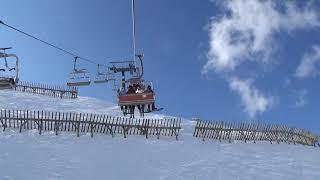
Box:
left=0, top=90, right=319, bottom=180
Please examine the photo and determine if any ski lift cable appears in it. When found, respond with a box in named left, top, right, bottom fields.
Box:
left=0, top=20, right=98, bottom=65
left=132, top=0, right=137, bottom=68
left=131, top=0, right=144, bottom=78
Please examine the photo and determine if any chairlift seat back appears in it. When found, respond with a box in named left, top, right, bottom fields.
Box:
left=118, top=92, right=155, bottom=106
left=0, top=77, right=16, bottom=89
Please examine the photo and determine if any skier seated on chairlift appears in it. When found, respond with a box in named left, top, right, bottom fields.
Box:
left=144, top=85, right=157, bottom=111
left=126, top=85, right=135, bottom=94
left=120, top=86, right=135, bottom=116
left=118, top=86, right=130, bottom=114
left=10, top=78, right=15, bottom=84
left=118, top=87, right=126, bottom=96
left=145, top=85, right=153, bottom=93
left=136, top=85, right=144, bottom=93
left=126, top=83, right=145, bottom=94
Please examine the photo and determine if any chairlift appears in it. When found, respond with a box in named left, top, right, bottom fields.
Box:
left=94, top=64, right=108, bottom=84
left=0, top=47, right=19, bottom=89
left=66, top=57, right=91, bottom=87
left=108, top=0, right=163, bottom=117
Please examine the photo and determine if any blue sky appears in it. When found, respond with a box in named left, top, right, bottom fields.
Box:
left=1, top=0, right=320, bottom=133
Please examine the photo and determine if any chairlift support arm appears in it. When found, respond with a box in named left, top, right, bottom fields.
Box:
left=73, top=56, right=79, bottom=71
left=0, top=47, right=12, bottom=68
left=132, top=0, right=137, bottom=68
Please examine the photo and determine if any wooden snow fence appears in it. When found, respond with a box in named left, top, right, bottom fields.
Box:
left=193, top=120, right=319, bottom=147
left=13, top=81, right=78, bottom=99
left=0, top=109, right=181, bottom=140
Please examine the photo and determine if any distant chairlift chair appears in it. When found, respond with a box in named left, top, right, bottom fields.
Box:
left=67, top=57, right=91, bottom=87
left=0, top=47, right=19, bottom=90
left=94, top=64, right=109, bottom=84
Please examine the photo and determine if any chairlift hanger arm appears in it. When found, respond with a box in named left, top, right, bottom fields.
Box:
left=132, top=0, right=137, bottom=68
left=136, top=54, right=144, bottom=78
left=0, top=47, right=12, bottom=68
left=73, top=56, right=79, bottom=71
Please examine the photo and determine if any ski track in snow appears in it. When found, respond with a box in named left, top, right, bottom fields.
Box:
left=0, top=90, right=320, bottom=180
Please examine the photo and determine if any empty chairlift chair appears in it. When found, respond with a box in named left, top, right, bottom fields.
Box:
left=67, top=57, right=91, bottom=87
left=94, top=64, right=108, bottom=84
left=0, top=47, right=19, bottom=90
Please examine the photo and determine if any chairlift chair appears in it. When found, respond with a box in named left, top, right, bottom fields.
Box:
left=118, top=78, right=161, bottom=117
left=66, top=57, right=91, bottom=87
left=94, top=64, right=108, bottom=84
left=107, top=56, right=162, bottom=117
left=0, top=47, right=19, bottom=89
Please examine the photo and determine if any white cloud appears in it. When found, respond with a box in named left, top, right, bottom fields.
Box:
left=204, top=0, right=319, bottom=73
left=296, top=45, right=320, bottom=78
left=293, top=89, right=308, bottom=108
left=229, top=78, right=273, bottom=118
left=203, top=0, right=319, bottom=117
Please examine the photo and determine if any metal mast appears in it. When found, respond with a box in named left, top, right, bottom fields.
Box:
left=132, top=0, right=137, bottom=69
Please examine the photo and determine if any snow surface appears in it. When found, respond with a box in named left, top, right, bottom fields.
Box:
left=0, top=90, right=320, bottom=180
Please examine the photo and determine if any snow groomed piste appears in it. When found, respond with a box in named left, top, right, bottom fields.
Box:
left=0, top=108, right=319, bottom=147
left=1, top=90, right=320, bottom=180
